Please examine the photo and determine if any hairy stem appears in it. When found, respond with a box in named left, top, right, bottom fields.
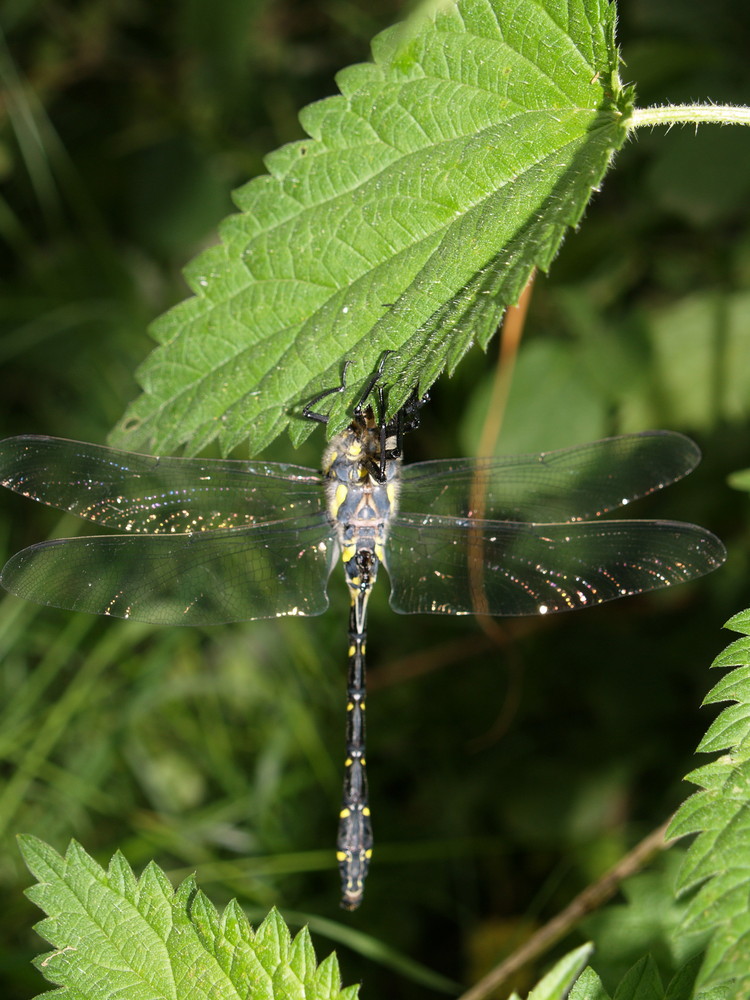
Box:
left=630, top=104, right=750, bottom=130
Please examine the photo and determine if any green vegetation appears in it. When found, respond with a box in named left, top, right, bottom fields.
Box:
left=1, top=0, right=749, bottom=996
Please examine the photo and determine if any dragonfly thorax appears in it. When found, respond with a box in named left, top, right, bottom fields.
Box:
left=322, top=411, right=401, bottom=593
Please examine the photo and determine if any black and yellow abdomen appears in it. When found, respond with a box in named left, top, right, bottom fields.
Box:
left=322, top=411, right=400, bottom=909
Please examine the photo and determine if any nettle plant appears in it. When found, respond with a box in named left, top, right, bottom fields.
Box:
left=6, top=0, right=750, bottom=997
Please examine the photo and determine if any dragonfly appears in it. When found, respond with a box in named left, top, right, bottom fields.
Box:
left=0, top=414, right=726, bottom=908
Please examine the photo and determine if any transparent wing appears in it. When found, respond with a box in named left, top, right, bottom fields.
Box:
left=0, top=512, right=338, bottom=625
left=0, top=435, right=324, bottom=531
left=386, top=515, right=726, bottom=617
left=399, top=432, right=702, bottom=522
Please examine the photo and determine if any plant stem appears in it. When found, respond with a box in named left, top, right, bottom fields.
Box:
left=457, top=817, right=675, bottom=1000
left=630, top=104, right=750, bottom=130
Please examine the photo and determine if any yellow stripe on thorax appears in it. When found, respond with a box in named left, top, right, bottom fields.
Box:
left=331, top=482, right=348, bottom=518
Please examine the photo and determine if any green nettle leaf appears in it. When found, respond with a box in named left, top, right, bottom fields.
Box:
left=603, top=955, right=664, bottom=1000
left=667, top=608, right=750, bottom=996
left=568, top=966, right=612, bottom=1000
left=110, top=0, right=633, bottom=457
left=20, top=836, right=358, bottom=1000
left=566, top=954, right=733, bottom=1000
left=568, top=956, right=666, bottom=1000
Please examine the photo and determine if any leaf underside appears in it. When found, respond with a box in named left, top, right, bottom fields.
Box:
left=20, top=835, right=358, bottom=999
left=110, top=0, right=633, bottom=457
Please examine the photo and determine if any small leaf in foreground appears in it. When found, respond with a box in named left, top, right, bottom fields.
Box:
left=522, top=942, right=594, bottom=999
left=568, top=965, right=611, bottom=1000
left=19, top=835, right=358, bottom=999
left=567, top=954, right=735, bottom=1000
left=110, top=0, right=634, bottom=457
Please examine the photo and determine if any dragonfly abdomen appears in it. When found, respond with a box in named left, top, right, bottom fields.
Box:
left=337, top=574, right=374, bottom=910
left=324, top=417, right=400, bottom=908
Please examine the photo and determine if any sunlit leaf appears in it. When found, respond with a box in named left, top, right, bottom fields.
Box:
left=568, top=965, right=611, bottom=1000
left=523, top=942, right=594, bottom=999
left=20, top=837, right=358, bottom=999
left=110, top=0, right=633, bottom=456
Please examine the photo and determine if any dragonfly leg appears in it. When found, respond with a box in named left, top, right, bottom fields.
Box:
left=353, top=350, right=396, bottom=418
left=302, top=360, right=354, bottom=423
left=303, top=351, right=395, bottom=426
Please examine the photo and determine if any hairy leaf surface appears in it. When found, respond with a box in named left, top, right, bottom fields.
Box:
left=21, top=837, right=358, bottom=999
left=111, top=0, right=633, bottom=456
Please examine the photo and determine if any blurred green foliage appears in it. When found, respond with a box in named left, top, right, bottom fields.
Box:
left=0, top=0, right=749, bottom=997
